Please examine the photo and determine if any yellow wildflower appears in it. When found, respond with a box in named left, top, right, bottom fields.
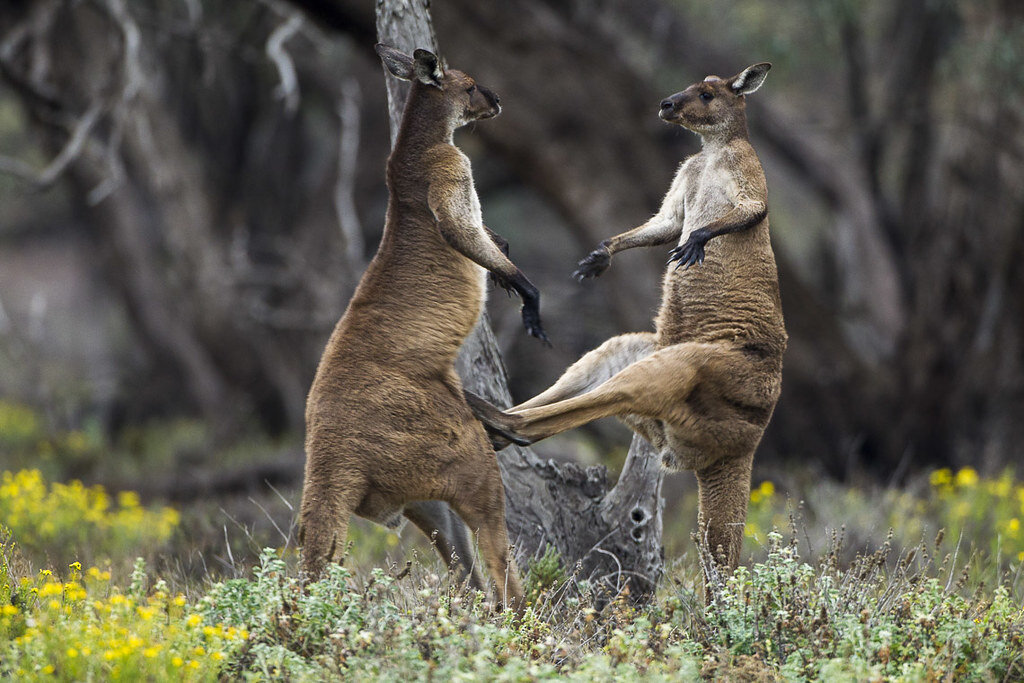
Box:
left=117, top=490, right=140, bottom=509
left=955, top=467, right=978, bottom=488
left=929, top=468, right=952, bottom=487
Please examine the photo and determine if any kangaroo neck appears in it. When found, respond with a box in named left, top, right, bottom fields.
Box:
left=698, top=116, right=749, bottom=149
left=392, top=87, right=456, bottom=161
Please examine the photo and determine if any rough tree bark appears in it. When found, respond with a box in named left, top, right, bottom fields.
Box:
left=375, top=0, right=664, bottom=600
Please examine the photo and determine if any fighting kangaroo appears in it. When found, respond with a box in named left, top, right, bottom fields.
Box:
left=300, top=45, right=547, bottom=611
left=468, top=63, right=786, bottom=582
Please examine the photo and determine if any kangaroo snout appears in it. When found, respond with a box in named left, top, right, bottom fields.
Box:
left=478, top=84, right=501, bottom=118
left=659, top=94, right=682, bottom=120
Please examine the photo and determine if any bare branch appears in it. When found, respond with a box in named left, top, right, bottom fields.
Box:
left=266, top=13, right=303, bottom=115
left=334, top=77, right=365, bottom=270
left=0, top=102, right=103, bottom=189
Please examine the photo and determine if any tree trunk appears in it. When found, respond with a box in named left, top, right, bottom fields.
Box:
left=375, top=0, right=664, bottom=601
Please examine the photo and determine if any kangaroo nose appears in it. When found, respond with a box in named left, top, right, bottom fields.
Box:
left=660, top=99, right=674, bottom=111
left=493, top=94, right=500, bottom=104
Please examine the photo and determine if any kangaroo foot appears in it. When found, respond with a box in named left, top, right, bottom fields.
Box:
left=463, top=391, right=532, bottom=448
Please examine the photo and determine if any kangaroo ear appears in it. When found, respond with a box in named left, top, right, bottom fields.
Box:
left=413, top=48, right=444, bottom=88
left=730, top=63, right=771, bottom=96
left=376, top=43, right=415, bottom=81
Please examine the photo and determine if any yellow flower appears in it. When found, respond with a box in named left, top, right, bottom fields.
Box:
left=39, top=582, right=64, bottom=597
left=930, top=468, right=952, bottom=487
left=117, top=490, right=140, bottom=509
left=67, top=647, right=79, bottom=658
left=143, top=645, right=161, bottom=658
left=955, top=467, right=978, bottom=488
left=1006, top=518, right=1020, bottom=538
left=759, top=481, right=775, bottom=497
left=172, top=656, right=184, bottom=667
left=186, top=614, right=203, bottom=627
left=1, top=604, right=18, bottom=616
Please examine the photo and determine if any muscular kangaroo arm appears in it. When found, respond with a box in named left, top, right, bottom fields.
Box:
left=574, top=216, right=683, bottom=281
left=574, top=165, right=687, bottom=280
left=668, top=200, right=767, bottom=270
left=428, top=180, right=549, bottom=344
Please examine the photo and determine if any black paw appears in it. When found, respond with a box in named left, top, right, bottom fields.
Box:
left=572, top=246, right=611, bottom=281
left=490, top=272, right=516, bottom=297
left=521, top=300, right=551, bottom=347
left=668, top=229, right=710, bottom=270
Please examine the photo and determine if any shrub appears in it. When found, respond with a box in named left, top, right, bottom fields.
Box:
left=0, top=469, right=179, bottom=566
left=0, top=552, right=245, bottom=681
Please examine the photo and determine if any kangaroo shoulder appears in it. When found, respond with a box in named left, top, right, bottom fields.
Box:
left=422, top=144, right=471, bottom=183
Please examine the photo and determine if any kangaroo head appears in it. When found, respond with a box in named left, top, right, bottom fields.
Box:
left=375, top=43, right=501, bottom=128
left=658, top=63, right=770, bottom=137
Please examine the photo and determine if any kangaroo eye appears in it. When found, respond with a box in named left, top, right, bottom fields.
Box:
left=466, top=85, right=476, bottom=94
left=700, top=92, right=714, bottom=102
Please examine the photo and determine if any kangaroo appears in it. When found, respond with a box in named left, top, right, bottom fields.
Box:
left=299, top=44, right=547, bottom=611
left=467, top=63, right=786, bottom=583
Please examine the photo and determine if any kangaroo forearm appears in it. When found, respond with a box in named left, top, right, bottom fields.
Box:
left=438, top=219, right=512, bottom=272
left=438, top=218, right=548, bottom=343
left=483, top=226, right=509, bottom=256
left=700, top=201, right=766, bottom=239
left=606, top=217, right=682, bottom=255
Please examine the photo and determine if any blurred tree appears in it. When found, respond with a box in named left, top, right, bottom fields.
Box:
left=1, top=0, right=1021, bottom=487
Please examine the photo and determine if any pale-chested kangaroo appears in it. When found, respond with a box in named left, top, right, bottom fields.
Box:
left=468, top=63, right=786, bottom=581
left=300, top=45, right=548, bottom=610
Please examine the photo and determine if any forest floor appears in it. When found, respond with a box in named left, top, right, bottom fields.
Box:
left=1, top=404, right=1023, bottom=680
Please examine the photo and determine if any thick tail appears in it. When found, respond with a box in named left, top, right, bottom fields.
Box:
left=463, top=390, right=532, bottom=448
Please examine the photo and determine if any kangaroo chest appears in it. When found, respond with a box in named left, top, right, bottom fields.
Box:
left=680, top=150, right=738, bottom=238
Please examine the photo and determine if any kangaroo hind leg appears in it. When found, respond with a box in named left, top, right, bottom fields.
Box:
left=465, top=332, right=657, bottom=448
left=512, top=332, right=657, bottom=411
left=498, top=342, right=711, bottom=445
left=299, top=474, right=366, bottom=580
left=448, top=461, right=525, bottom=614
left=404, top=500, right=487, bottom=592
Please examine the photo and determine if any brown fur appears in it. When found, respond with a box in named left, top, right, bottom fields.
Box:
left=467, top=63, right=786, bottom=581
left=299, top=45, right=546, bottom=611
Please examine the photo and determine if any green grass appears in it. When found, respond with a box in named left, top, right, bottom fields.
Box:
left=1, top=402, right=1023, bottom=680
left=1, top=466, right=1022, bottom=681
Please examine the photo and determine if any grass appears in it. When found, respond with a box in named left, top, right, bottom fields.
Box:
left=1, top=401, right=1023, bottom=680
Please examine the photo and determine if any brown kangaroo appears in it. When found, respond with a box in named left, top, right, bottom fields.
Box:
left=299, top=44, right=546, bottom=611
left=468, top=63, right=786, bottom=582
